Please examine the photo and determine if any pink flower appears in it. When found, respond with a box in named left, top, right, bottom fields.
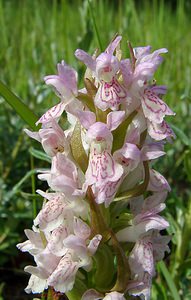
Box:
left=38, top=152, right=84, bottom=197
left=24, top=119, right=69, bottom=157
left=75, top=36, right=127, bottom=110
left=44, top=60, right=78, bottom=100
left=34, top=190, right=88, bottom=232
left=127, top=232, right=170, bottom=299
left=116, top=192, right=169, bottom=242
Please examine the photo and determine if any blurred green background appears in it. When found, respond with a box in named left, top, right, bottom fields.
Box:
left=0, top=0, right=191, bottom=299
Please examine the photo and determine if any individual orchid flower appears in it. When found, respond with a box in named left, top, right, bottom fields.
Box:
left=113, top=127, right=165, bottom=179
left=17, top=228, right=45, bottom=255
left=116, top=192, right=169, bottom=242
left=47, top=250, right=80, bottom=293
left=46, top=218, right=101, bottom=292
left=121, top=46, right=175, bottom=126
left=76, top=110, right=125, bottom=190
left=34, top=190, right=88, bottom=232
left=120, top=46, right=168, bottom=91
left=24, top=119, right=70, bottom=157
left=23, top=247, right=61, bottom=294
left=127, top=231, right=170, bottom=299
left=147, top=118, right=176, bottom=141
left=44, top=60, right=78, bottom=100
left=75, top=36, right=127, bottom=111
left=36, top=61, right=83, bottom=126
left=132, top=109, right=175, bottom=141
left=133, top=46, right=168, bottom=83
left=63, top=217, right=102, bottom=271
left=38, top=152, right=84, bottom=197
left=140, top=85, right=175, bottom=124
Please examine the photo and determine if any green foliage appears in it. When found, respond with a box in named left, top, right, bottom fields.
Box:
left=0, top=0, right=191, bottom=299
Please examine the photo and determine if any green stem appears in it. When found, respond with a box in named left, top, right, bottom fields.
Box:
left=110, top=229, right=130, bottom=292
left=87, top=186, right=109, bottom=240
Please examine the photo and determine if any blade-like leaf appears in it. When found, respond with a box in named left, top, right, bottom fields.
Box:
left=0, top=81, right=39, bottom=130
left=158, top=261, right=181, bottom=300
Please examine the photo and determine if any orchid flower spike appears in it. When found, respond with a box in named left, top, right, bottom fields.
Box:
left=18, top=36, right=175, bottom=300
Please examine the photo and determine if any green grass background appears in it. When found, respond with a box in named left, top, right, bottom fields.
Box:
left=0, top=0, right=191, bottom=299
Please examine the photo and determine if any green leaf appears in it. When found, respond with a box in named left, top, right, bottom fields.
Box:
left=29, top=147, right=51, bottom=163
left=158, top=261, right=181, bottom=300
left=66, top=278, right=87, bottom=300
left=0, top=81, right=39, bottom=130
left=112, top=110, right=138, bottom=152
left=70, top=122, right=88, bottom=173
left=170, top=123, right=190, bottom=146
left=93, top=244, right=115, bottom=291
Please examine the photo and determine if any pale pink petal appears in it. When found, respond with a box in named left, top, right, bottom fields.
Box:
left=76, top=110, right=96, bottom=129
left=120, top=59, right=133, bottom=86
left=148, top=169, right=171, bottom=192
left=142, top=192, right=168, bottom=211
left=107, top=111, right=125, bottom=131
left=75, top=49, right=96, bottom=70
left=48, top=225, right=69, bottom=256
left=152, top=233, right=171, bottom=261
left=127, top=272, right=152, bottom=300
left=44, top=61, right=78, bottom=99
left=94, top=178, right=121, bottom=207
left=24, top=265, right=49, bottom=280
left=116, top=216, right=168, bottom=243
left=86, top=122, right=113, bottom=146
left=141, top=89, right=175, bottom=123
left=34, top=197, right=67, bottom=231
left=95, top=78, right=126, bottom=111
left=148, top=120, right=176, bottom=141
left=129, top=239, right=155, bottom=276
left=24, top=274, right=47, bottom=294
left=141, top=142, right=165, bottom=161
left=57, top=61, right=78, bottom=96
left=133, top=46, right=152, bottom=59
left=63, top=235, right=86, bottom=257
left=47, top=252, right=79, bottom=293
left=24, top=129, right=41, bottom=142
left=95, top=53, right=119, bottom=82
left=17, top=229, right=44, bottom=254
left=104, top=292, right=126, bottom=300
left=38, top=153, right=81, bottom=196
left=36, top=102, right=66, bottom=125
left=87, top=234, right=102, bottom=255
left=73, top=217, right=91, bottom=240
left=150, top=85, right=167, bottom=95
left=86, top=148, right=123, bottom=186
left=105, top=36, right=122, bottom=54
left=34, top=248, right=60, bottom=274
